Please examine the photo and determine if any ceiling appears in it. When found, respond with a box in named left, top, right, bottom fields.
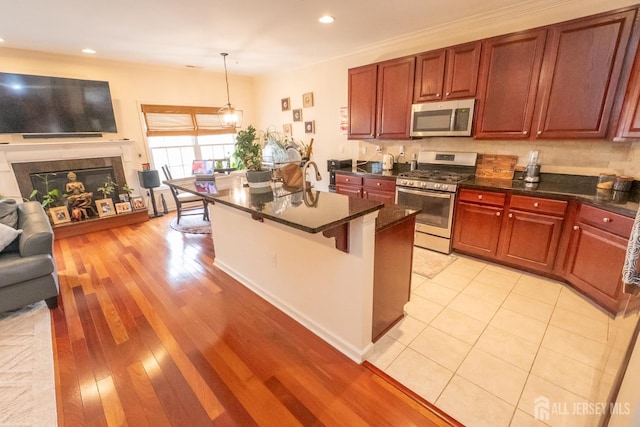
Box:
left=0, top=0, right=608, bottom=75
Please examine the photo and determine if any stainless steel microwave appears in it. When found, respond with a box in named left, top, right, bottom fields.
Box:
left=410, top=99, right=475, bottom=137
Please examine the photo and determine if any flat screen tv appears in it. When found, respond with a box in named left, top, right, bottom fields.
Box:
left=0, top=72, right=117, bottom=134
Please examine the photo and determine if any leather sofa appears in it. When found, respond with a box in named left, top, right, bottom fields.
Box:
left=0, top=201, right=59, bottom=312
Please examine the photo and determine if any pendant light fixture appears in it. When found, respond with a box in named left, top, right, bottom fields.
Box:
left=217, top=52, right=243, bottom=128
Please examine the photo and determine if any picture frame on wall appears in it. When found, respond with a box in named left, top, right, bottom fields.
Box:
left=304, top=120, right=315, bottom=134
left=283, top=123, right=292, bottom=136
left=281, top=97, right=291, bottom=111
left=131, top=196, right=146, bottom=211
left=303, top=92, right=314, bottom=108
left=96, top=199, right=116, bottom=217
left=115, top=202, right=132, bottom=214
left=50, top=206, right=71, bottom=225
left=293, top=108, right=302, bottom=122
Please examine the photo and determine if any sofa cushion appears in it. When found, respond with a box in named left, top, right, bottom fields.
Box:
left=0, top=223, right=22, bottom=253
left=0, top=253, right=55, bottom=289
left=0, top=199, right=19, bottom=228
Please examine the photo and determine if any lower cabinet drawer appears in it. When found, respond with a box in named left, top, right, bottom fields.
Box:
left=510, top=195, right=567, bottom=216
left=336, top=174, right=363, bottom=186
left=578, top=204, right=633, bottom=238
left=458, top=189, right=506, bottom=206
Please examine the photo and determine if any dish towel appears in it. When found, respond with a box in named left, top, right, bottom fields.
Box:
left=622, top=206, right=640, bottom=290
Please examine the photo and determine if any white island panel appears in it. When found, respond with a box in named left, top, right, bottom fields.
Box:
left=211, top=202, right=378, bottom=363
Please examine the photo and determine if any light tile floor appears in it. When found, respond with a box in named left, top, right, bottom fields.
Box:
left=367, top=253, right=639, bottom=427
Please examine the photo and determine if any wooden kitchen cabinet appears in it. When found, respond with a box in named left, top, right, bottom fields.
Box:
left=563, top=204, right=635, bottom=312
left=347, top=64, right=377, bottom=139
left=616, top=28, right=640, bottom=139
left=363, top=177, right=396, bottom=205
left=336, top=174, right=396, bottom=205
left=335, top=174, right=363, bottom=198
left=348, top=56, right=415, bottom=140
left=452, top=189, right=505, bottom=257
left=375, top=56, right=416, bottom=139
left=413, top=41, right=481, bottom=103
left=454, top=190, right=567, bottom=274
left=474, top=29, right=547, bottom=139
left=497, top=195, right=567, bottom=272
left=533, top=9, right=636, bottom=139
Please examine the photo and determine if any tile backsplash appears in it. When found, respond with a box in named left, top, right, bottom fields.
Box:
left=358, top=138, right=640, bottom=178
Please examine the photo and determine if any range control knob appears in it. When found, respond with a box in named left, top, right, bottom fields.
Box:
left=434, top=183, right=441, bottom=189
left=421, top=182, right=428, bottom=188
left=441, top=184, right=449, bottom=191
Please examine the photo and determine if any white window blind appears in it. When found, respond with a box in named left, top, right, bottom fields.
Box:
left=141, top=104, right=235, bottom=136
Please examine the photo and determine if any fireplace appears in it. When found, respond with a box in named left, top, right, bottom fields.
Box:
left=12, top=157, right=127, bottom=207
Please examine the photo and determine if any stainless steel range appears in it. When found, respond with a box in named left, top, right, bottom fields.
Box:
left=396, top=151, right=477, bottom=254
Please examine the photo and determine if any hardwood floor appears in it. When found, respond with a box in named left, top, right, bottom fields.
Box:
left=51, top=215, right=460, bottom=426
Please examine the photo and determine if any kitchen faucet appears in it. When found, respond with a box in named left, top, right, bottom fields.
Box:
left=302, top=161, right=322, bottom=193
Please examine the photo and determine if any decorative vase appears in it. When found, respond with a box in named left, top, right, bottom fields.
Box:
left=246, top=170, right=272, bottom=189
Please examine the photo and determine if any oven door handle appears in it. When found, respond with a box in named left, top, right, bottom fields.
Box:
left=396, top=187, right=452, bottom=199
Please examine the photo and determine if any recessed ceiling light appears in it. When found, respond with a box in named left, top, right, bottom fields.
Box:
left=0, top=37, right=5, bottom=43
left=319, top=15, right=335, bottom=24
left=82, top=48, right=96, bottom=54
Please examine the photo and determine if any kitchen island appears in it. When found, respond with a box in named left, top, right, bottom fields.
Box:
left=165, top=178, right=418, bottom=362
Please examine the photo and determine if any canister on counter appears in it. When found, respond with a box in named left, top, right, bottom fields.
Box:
left=596, top=173, right=616, bottom=189
left=613, top=176, right=633, bottom=192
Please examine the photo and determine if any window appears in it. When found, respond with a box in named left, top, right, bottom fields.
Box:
left=141, top=105, right=237, bottom=179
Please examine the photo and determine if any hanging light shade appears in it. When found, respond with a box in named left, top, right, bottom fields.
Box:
left=217, top=52, right=243, bottom=128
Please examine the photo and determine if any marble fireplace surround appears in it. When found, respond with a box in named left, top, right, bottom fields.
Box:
left=0, top=140, right=138, bottom=201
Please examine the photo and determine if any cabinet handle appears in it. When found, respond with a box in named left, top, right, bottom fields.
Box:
left=523, top=130, right=528, bottom=135
left=436, top=93, right=440, bottom=97
left=537, top=130, right=542, bottom=135
left=496, top=212, right=501, bottom=216
left=603, top=217, right=611, bottom=223
left=446, top=92, right=450, bottom=96
left=533, top=202, right=539, bottom=208
left=377, top=182, right=381, bottom=186
left=573, top=225, right=580, bottom=231
left=508, top=213, right=513, bottom=218
left=345, top=178, right=349, bottom=182
left=478, top=194, right=483, bottom=200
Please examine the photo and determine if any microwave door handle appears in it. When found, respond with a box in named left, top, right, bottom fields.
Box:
left=450, top=109, right=456, bottom=131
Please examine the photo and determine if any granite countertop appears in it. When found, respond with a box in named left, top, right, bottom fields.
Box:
left=335, top=161, right=409, bottom=180
left=463, top=175, right=640, bottom=217
left=376, top=205, right=420, bottom=232
left=165, top=178, right=386, bottom=233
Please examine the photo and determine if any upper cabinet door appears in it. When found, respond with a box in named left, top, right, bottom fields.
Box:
left=444, top=41, right=482, bottom=99
left=413, top=49, right=446, bottom=102
left=533, top=9, right=636, bottom=139
left=414, top=41, right=481, bottom=103
left=474, top=29, right=548, bottom=139
left=348, top=64, right=378, bottom=139
left=376, top=56, right=416, bottom=140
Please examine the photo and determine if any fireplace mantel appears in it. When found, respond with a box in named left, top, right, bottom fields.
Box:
left=0, top=140, right=139, bottom=200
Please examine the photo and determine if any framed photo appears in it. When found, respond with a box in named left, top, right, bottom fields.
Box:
left=96, top=199, right=116, bottom=217
left=303, top=92, right=314, bottom=108
left=50, top=206, right=71, bottom=225
left=283, top=123, right=292, bottom=136
left=304, top=120, right=315, bottom=134
left=292, top=108, right=302, bottom=122
left=131, top=196, right=146, bottom=211
left=281, top=97, right=291, bottom=111
left=115, top=202, right=132, bottom=214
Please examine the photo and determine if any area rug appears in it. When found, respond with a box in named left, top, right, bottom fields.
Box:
left=170, top=214, right=211, bottom=234
left=412, top=247, right=457, bottom=279
left=0, top=301, right=57, bottom=426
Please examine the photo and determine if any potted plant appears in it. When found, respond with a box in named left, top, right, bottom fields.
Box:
left=120, top=183, right=134, bottom=202
left=97, top=176, right=117, bottom=200
left=233, top=125, right=271, bottom=188
left=29, top=173, right=59, bottom=211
